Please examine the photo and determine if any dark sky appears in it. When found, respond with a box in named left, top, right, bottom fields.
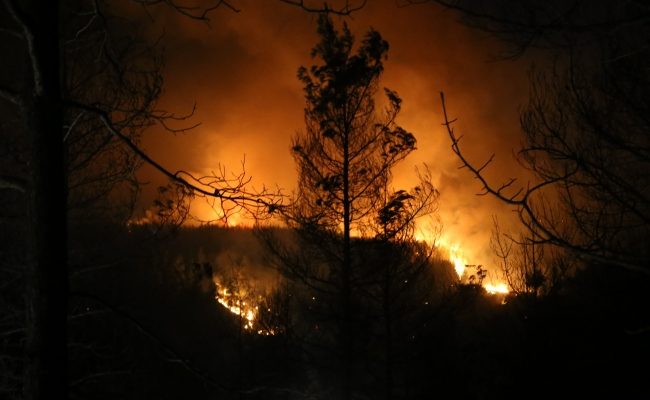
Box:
left=135, top=0, right=531, bottom=272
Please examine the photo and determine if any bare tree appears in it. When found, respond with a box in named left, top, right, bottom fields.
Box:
left=407, top=0, right=650, bottom=59
left=441, top=86, right=649, bottom=276
left=0, top=1, right=282, bottom=399
left=0, top=0, right=369, bottom=397
left=490, top=216, right=571, bottom=295
left=420, top=1, right=650, bottom=275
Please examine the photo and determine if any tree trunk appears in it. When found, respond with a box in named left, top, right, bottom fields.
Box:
left=341, top=129, right=352, bottom=400
left=383, top=261, right=393, bottom=400
left=20, top=1, right=68, bottom=399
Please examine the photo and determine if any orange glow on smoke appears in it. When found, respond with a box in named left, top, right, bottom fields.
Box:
left=134, top=4, right=528, bottom=307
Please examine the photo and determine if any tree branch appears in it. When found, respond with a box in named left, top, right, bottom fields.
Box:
left=132, top=0, right=239, bottom=22
left=65, top=100, right=284, bottom=215
left=2, top=0, right=43, bottom=95
left=70, top=291, right=233, bottom=392
left=440, top=91, right=650, bottom=275
left=279, top=0, right=367, bottom=15
left=0, top=86, right=20, bottom=106
left=0, top=26, right=22, bottom=39
left=0, top=175, right=26, bottom=193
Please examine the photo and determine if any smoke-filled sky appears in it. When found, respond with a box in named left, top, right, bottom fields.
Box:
left=135, top=0, right=532, bottom=269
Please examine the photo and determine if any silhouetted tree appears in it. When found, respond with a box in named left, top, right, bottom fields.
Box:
left=263, top=14, right=437, bottom=399
left=0, top=1, right=278, bottom=399
left=417, top=0, right=648, bottom=59
left=490, top=217, right=572, bottom=296
left=433, top=0, right=650, bottom=274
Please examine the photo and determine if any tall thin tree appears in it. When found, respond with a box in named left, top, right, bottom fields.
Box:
left=273, top=14, right=437, bottom=399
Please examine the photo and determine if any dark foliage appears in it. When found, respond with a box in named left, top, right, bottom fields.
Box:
left=61, top=225, right=650, bottom=399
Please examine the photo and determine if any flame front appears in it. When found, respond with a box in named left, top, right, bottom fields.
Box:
left=447, top=244, right=467, bottom=278
left=214, top=280, right=277, bottom=335
left=215, top=282, right=258, bottom=330
left=415, top=228, right=511, bottom=295
left=484, top=282, right=509, bottom=294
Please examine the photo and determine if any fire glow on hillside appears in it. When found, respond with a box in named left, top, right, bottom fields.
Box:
left=444, top=242, right=510, bottom=295
left=209, top=215, right=509, bottom=334
left=214, top=280, right=276, bottom=335
left=215, top=281, right=256, bottom=330
left=484, top=282, right=509, bottom=294
left=415, top=227, right=510, bottom=295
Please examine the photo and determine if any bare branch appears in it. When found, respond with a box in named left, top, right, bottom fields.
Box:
left=0, top=175, right=26, bottom=193
left=70, top=291, right=233, bottom=392
left=0, top=26, right=21, bottom=39
left=440, top=91, right=650, bottom=275
left=3, top=0, right=43, bottom=94
left=132, top=0, right=240, bottom=22
left=63, top=111, right=85, bottom=142
left=70, top=370, right=135, bottom=388
left=441, top=92, right=520, bottom=205
left=0, top=86, right=20, bottom=106
left=279, top=0, right=367, bottom=15
left=153, top=103, right=202, bottom=133
left=65, top=100, right=284, bottom=216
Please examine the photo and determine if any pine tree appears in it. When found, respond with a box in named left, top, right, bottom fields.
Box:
left=276, top=14, right=438, bottom=399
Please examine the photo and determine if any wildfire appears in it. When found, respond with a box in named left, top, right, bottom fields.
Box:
left=215, top=282, right=257, bottom=330
left=214, top=280, right=277, bottom=335
left=447, top=244, right=467, bottom=278
left=415, top=228, right=510, bottom=296
left=484, top=282, right=509, bottom=294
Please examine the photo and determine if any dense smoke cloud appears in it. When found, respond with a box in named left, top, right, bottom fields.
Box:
left=135, top=0, right=531, bottom=267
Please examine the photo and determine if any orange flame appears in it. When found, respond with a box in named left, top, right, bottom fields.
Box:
left=415, top=227, right=510, bottom=295
left=215, top=283, right=257, bottom=330
left=484, top=282, right=509, bottom=294
left=447, top=243, right=467, bottom=278
left=214, top=279, right=277, bottom=335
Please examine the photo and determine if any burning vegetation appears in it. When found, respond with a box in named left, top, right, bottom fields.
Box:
left=214, top=278, right=277, bottom=336
left=210, top=225, right=511, bottom=341
left=214, top=281, right=257, bottom=331
left=430, top=236, right=511, bottom=295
